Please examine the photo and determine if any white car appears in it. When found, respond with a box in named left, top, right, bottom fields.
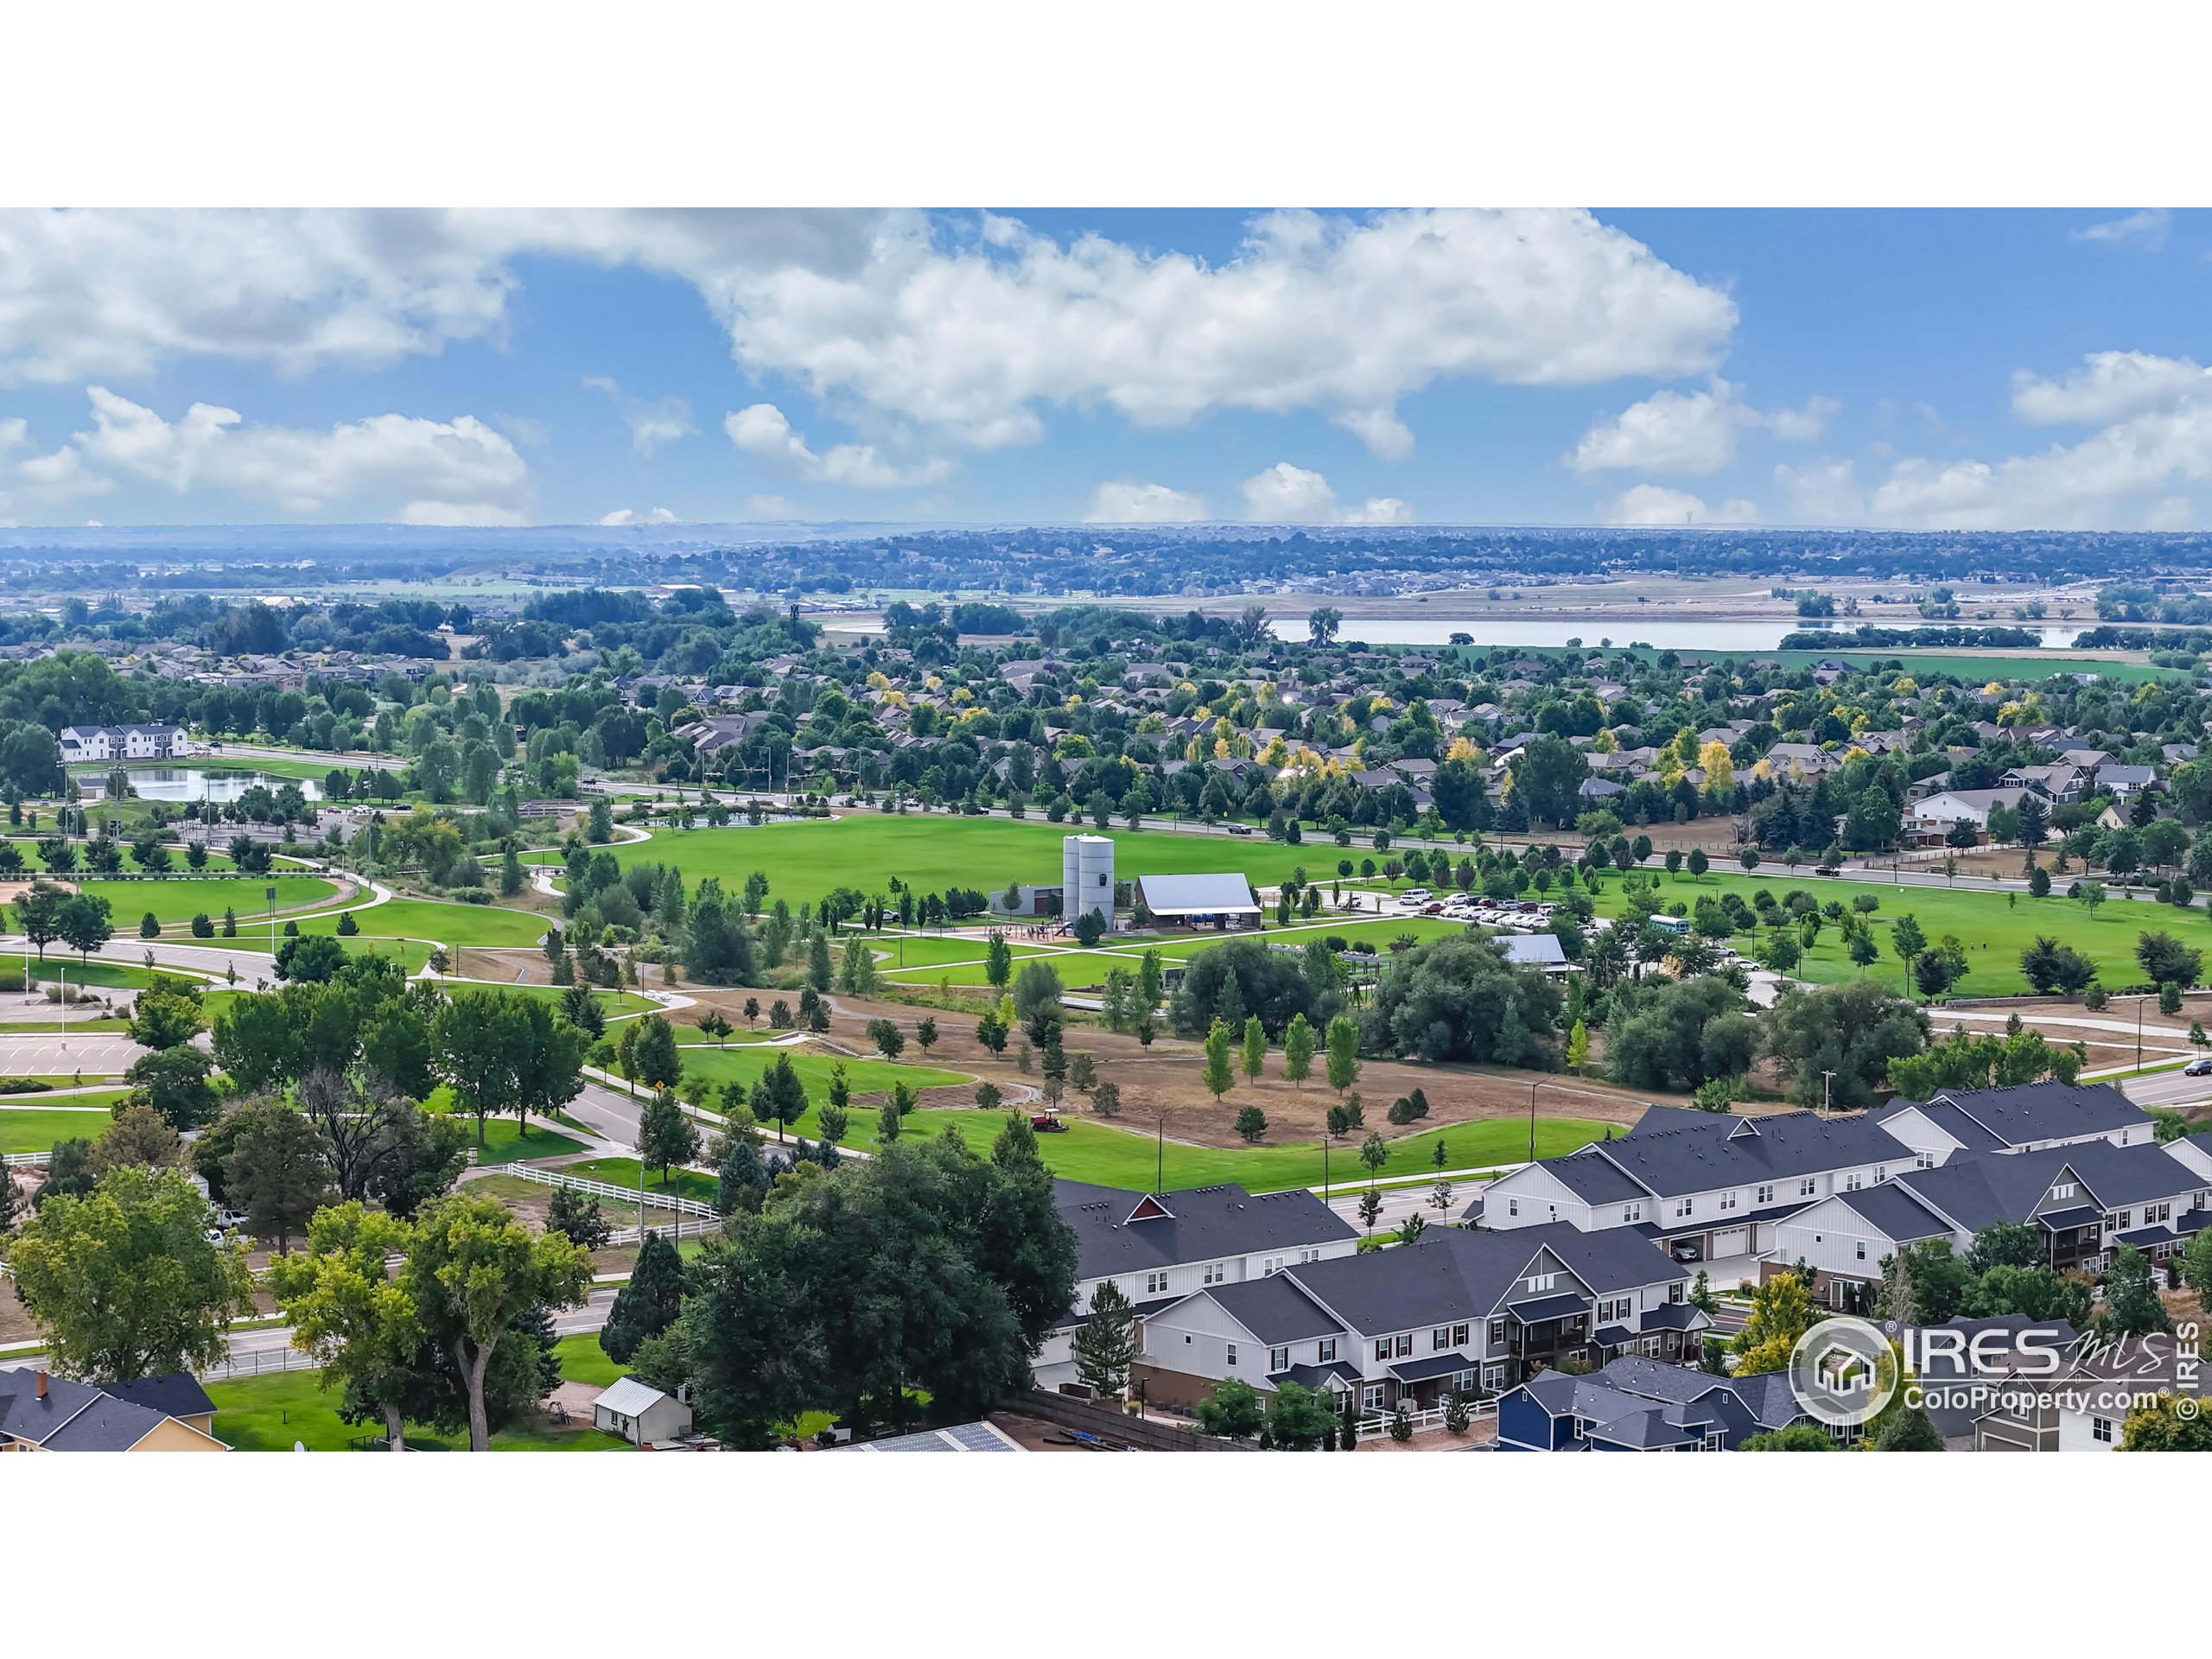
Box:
left=1395, top=888, right=1433, bottom=906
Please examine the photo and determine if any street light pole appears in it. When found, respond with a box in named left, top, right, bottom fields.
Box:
left=1821, top=1070, right=1834, bottom=1117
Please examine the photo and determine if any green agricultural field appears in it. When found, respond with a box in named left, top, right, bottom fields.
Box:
left=1602, top=868, right=2212, bottom=999
left=1765, top=648, right=2178, bottom=684
left=840, top=1106, right=1610, bottom=1192
left=0, top=1100, right=127, bottom=1154
left=74, top=874, right=338, bottom=928
left=208, top=1334, right=630, bottom=1452
left=660, top=1041, right=969, bottom=1100
left=594, top=815, right=1331, bottom=904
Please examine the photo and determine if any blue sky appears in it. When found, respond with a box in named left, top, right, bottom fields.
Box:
left=1, top=207, right=2207, bottom=531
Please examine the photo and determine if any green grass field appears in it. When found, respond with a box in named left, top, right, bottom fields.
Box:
left=1766, top=648, right=2178, bottom=683
left=855, top=1107, right=1609, bottom=1191
left=455, top=1116, right=588, bottom=1165
left=589, top=815, right=1335, bottom=904
left=281, top=897, right=554, bottom=949
left=208, top=1334, right=630, bottom=1451
left=1605, top=867, right=2212, bottom=998
left=79, top=874, right=338, bottom=927
left=871, top=913, right=1465, bottom=988
left=563, top=1156, right=720, bottom=1203
left=0, top=1100, right=127, bottom=1154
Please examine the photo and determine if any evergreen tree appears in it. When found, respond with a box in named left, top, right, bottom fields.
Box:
left=599, top=1231, right=691, bottom=1364
left=1325, top=1014, right=1362, bottom=1096
left=806, top=927, right=833, bottom=991
left=545, top=1185, right=611, bottom=1251
left=637, top=1088, right=702, bottom=1184
left=1071, top=1279, right=1138, bottom=1400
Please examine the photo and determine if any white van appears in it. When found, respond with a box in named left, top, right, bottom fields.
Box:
left=1395, top=887, right=1433, bottom=906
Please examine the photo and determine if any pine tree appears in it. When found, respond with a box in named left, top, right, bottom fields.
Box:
left=1071, top=1279, right=1138, bottom=1400
left=637, top=1088, right=701, bottom=1183
left=599, top=1231, right=690, bottom=1363
left=806, top=927, right=833, bottom=991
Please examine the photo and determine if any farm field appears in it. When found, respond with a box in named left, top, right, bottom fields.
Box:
left=832, top=1105, right=1610, bottom=1192
left=1599, top=868, right=2208, bottom=998
left=579, top=815, right=1332, bottom=902
left=1767, top=648, right=2178, bottom=684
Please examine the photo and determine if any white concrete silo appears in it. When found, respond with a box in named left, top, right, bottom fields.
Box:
left=1061, top=833, right=1115, bottom=927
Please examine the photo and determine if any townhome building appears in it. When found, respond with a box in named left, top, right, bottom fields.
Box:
left=57, top=722, right=188, bottom=763
left=1973, top=1331, right=2202, bottom=1451
left=1035, top=1180, right=1358, bottom=1391
left=1867, top=1080, right=2158, bottom=1165
left=1879, top=1139, right=2212, bottom=1276
left=1478, top=1105, right=1910, bottom=1279
left=1497, top=1354, right=1819, bottom=1451
left=1135, top=1222, right=1693, bottom=1416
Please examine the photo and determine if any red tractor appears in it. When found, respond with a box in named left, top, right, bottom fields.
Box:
left=1030, top=1107, right=1069, bottom=1133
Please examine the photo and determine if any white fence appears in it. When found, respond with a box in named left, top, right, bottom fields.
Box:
left=198, top=1344, right=321, bottom=1383
left=499, top=1160, right=718, bottom=1219
left=3, top=1151, right=48, bottom=1167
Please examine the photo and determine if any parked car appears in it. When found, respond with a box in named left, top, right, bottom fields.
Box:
left=1395, top=888, right=1433, bottom=906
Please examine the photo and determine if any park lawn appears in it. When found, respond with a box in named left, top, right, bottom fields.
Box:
left=667, top=1042, right=969, bottom=1099
left=843, top=1107, right=1611, bottom=1192
left=878, top=947, right=1133, bottom=988
left=284, top=897, right=553, bottom=949
left=0, top=1102, right=128, bottom=1154
left=10, top=960, right=162, bottom=993
left=208, top=1334, right=633, bottom=1452
left=601, top=816, right=1325, bottom=906
left=0, top=1018, right=129, bottom=1033
left=82, top=874, right=338, bottom=927
left=1595, top=868, right=2211, bottom=998
left=477, top=982, right=657, bottom=1018
left=563, top=1156, right=719, bottom=1204
left=459, top=1116, right=588, bottom=1165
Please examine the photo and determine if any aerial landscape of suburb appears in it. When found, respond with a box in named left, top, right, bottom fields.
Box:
left=6, top=201, right=2212, bottom=1461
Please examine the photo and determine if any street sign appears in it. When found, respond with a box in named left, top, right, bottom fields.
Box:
left=265, top=886, right=276, bottom=902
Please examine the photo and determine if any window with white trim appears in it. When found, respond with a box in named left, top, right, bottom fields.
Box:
left=1507, top=1197, right=1519, bottom=1217
left=1799, top=1178, right=1818, bottom=1198
left=1488, top=1319, right=1506, bottom=1345
left=1253, top=1258, right=1275, bottom=1279
left=1432, top=1326, right=1452, bottom=1351
left=1363, top=1384, right=1384, bottom=1411
left=1451, top=1323, right=1469, bottom=1345
left=1394, top=1333, right=1413, bottom=1358
left=2052, top=1181, right=2078, bottom=1200
left=1298, top=1247, right=1324, bottom=1264
left=1854, top=1239, right=1866, bottom=1261
left=1208, top=1262, right=1230, bottom=1284
left=1845, top=1173, right=1863, bottom=1192
left=1875, top=1166, right=1887, bottom=1183
left=1226, top=1344, right=1237, bottom=1366
left=1675, top=1198, right=1694, bottom=1217
left=1719, top=1191, right=1738, bottom=1212
left=1145, top=1270, right=1169, bottom=1294
left=1756, top=1184, right=1775, bottom=1205
left=2093, top=1415, right=2113, bottom=1443
left=1269, top=1346, right=1289, bottom=1372
left=1318, top=1338, right=1337, bottom=1363
left=1525, top=1271, right=1558, bottom=1293
left=1375, top=1339, right=1390, bottom=1362
left=1622, top=1202, right=1643, bottom=1223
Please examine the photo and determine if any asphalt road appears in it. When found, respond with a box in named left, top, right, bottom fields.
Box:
left=2122, top=1069, right=2212, bottom=1109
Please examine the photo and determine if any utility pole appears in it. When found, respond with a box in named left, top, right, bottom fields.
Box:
left=1528, top=1078, right=1539, bottom=1163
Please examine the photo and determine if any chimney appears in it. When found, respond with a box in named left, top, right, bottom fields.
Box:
left=35, top=1370, right=48, bottom=1400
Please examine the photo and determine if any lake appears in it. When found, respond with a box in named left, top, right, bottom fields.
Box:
left=78, top=767, right=325, bottom=803
left=1303, top=618, right=2088, bottom=652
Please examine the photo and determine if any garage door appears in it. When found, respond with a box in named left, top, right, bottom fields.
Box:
left=1712, top=1227, right=1749, bottom=1258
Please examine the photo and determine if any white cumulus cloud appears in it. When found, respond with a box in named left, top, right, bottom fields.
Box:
left=1084, top=480, right=1210, bottom=524
left=745, top=494, right=804, bottom=519
left=723, top=403, right=949, bottom=489
left=584, top=376, right=695, bottom=454
left=17, top=386, right=534, bottom=523
left=2010, top=350, right=2210, bottom=425
left=1241, top=462, right=1412, bottom=525
left=0, top=210, right=1733, bottom=466
left=1599, top=485, right=1758, bottom=525
left=1570, top=380, right=1834, bottom=476
left=2070, top=209, right=2170, bottom=248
